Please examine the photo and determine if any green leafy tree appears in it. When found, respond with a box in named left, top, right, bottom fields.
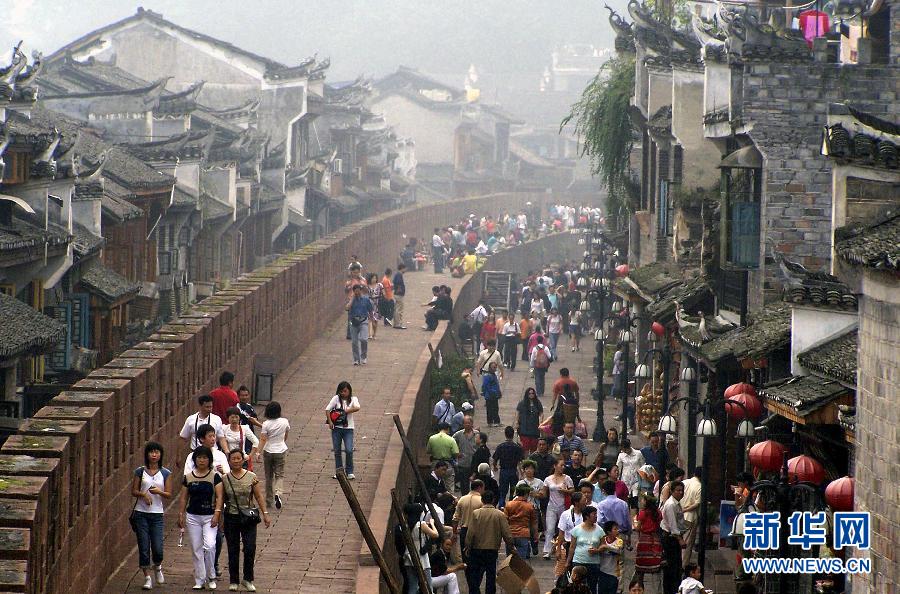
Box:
left=561, top=56, right=636, bottom=215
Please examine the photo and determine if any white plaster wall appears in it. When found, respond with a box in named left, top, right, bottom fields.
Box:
left=790, top=305, right=859, bottom=375
left=370, top=94, right=460, bottom=165
left=647, top=68, right=671, bottom=120
left=672, top=69, right=721, bottom=190
left=704, top=62, right=729, bottom=116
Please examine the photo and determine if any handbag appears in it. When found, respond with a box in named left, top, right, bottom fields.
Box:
left=129, top=467, right=143, bottom=532
left=328, top=399, right=348, bottom=427
left=226, top=473, right=262, bottom=528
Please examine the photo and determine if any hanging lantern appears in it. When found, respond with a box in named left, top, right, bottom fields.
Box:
left=749, top=440, right=786, bottom=473
left=725, top=382, right=757, bottom=398
left=578, top=238, right=586, bottom=245
left=725, top=392, right=763, bottom=421
left=697, top=417, right=718, bottom=437
left=615, top=264, right=630, bottom=277
left=634, top=363, right=651, bottom=379
left=579, top=300, right=590, bottom=312
left=825, top=476, right=855, bottom=512
left=651, top=321, right=665, bottom=337
left=787, top=455, right=826, bottom=484
left=577, top=277, right=588, bottom=288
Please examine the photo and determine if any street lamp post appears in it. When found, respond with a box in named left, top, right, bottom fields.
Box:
left=680, top=359, right=700, bottom=470
left=657, top=394, right=756, bottom=582
left=603, top=300, right=643, bottom=439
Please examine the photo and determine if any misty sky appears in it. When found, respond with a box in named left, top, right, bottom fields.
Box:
left=1, top=0, right=622, bottom=81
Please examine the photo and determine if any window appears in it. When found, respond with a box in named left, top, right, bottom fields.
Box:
left=0, top=284, right=14, bottom=297
left=658, top=180, right=674, bottom=237
left=722, top=167, right=762, bottom=268
left=673, top=146, right=684, bottom=184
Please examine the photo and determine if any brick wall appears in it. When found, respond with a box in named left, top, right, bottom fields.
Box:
left=358, top=231, right=578, bottom=594
left=0, top=192, right=561, bottom=594
left=740, top=58, right=900, bottom=309
left=850, top=269, right=899, bottom=594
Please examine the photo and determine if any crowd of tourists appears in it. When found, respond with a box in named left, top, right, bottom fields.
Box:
left=398, top=244, right=757, bottom=594
left=131, top=373, right=289, bottom=591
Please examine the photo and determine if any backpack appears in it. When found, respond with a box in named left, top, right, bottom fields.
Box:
left=534, top=346, right=550, bottom=369
left=393, top=524, right=407, bottom=558
left=458, top=320, right=473, bottom=340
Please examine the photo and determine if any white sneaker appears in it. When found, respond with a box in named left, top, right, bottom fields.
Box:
left=207, top=580, right=217, bottom=590
left=348, top=474, right=356, bottom=480
left=192, top=584, right=204, bottom=590
left=242, top=582, right=257, bottom=592
left=154, top=567, right=164, bottom=585
left=361, top=358, right=367, bottom=365
left=142, top=576, right=152, bottom=590
left=228, top=585, right=239, bottom=592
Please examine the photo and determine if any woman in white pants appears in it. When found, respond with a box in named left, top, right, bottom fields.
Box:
left=179, top=446, right=224, bottom=590
left=429, top=538, right=464, bottom=594
left=542, top=458, right=574, bottom=557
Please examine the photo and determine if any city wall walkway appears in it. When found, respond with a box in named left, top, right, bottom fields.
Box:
left=103, top=265, right=471, bottom=593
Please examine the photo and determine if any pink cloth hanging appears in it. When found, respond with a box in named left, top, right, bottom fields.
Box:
left=798, top=10, right=830, bottom=47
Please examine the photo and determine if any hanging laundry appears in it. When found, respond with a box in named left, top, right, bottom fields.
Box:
left=798, top=10, right=831, bottom=47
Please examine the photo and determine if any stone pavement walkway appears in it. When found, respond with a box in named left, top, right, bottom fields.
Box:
left=103, top=267, right=469, bottom=593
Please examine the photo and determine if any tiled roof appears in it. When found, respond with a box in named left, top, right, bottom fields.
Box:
left=835, top=213, right=900, bottom=271
left=0, top=216, right=71, bottom=251
left=79, top=259, right=140, bottom=302
left=71, top=223, right=105, bottom=258
left=760, top=375, right=849, bottom=416
left=330, top=194, right=361, bottom=212
left=101, top=190, right=144, bottom=222
left=644, top=276, right=714, bottom=323
left=172, top=187, right=199, bottom=207
left=698, top=304, right=791, bottom=363
left=0, top=293, right=66, bottom=361
left=797, top=329, right=857, bottom=385
left=783, top=278, right=857, bottom=310
left=619, top=261, right=681, bottom=298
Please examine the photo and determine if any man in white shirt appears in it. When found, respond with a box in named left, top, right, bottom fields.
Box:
left=179, top=395, right=227, bottom=452
left=501, top=313, right=520, bottom=370
left=680, top=467, right=703, bottom=565
left=433, top=387, right=457, bottom=428
left=660, top=481, right=687, bottom=594
left=556, top=492, right=586, bottom=546
left=432, top=227, right=446, bottom=273
left=468, top=301, right=489, bottom=352
left=475, top=340, right=504, bottom=381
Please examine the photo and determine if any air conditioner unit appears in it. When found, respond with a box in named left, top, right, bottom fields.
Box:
left=333, top=158, right=343, bottom=174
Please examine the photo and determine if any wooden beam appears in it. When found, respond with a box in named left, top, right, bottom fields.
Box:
left=392, top=414, right=446, bottom=537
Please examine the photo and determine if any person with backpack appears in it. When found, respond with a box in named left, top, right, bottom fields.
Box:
left=326, top=381, right=361, bottom=480
left=401, top=502, right=439, bottom=594
left=481, top=362, right=503, bottom=427
left=131, top=441, right=173, bottom=590
left=530, top=336, right=553, bottom=398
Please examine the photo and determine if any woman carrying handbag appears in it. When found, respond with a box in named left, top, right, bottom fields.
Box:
left=326, top=381, right=361, bottom=479
left=223, top=449, right=270, bottom=592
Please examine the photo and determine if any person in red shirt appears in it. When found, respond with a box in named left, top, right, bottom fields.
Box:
left=551, top=367, right=580, bottom=411
left=210, top=371, right=239, bottom=420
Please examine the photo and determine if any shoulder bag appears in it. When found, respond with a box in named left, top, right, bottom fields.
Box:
left=128, top=466, right=144, bottom=532
left=226, top=473, right=262, bottom=528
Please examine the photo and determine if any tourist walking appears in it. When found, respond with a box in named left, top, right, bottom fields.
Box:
left=468, top=300, right=490, bottom=352
left=346, top=284, right=374, bottom=364
left=432, top=227, right=446, bottom=273
left=366, top=273, right=383, bottom=339
left=595, top=428, right=621, bottom=471
left=392, top=264, right=408, bottom=329
left=681, top=467, right=703, bottom=565
left=179, top=446, right=224, bottom=590
left=514, top=387, right=543, bottom=452
left=596, top=521, right=625, bottom=594
left=257, top=401, right=290, bottom=510
left=492, top=425, right=524, bottom=508
left=131, top=441, right=173, bottom=590
left=427, top=423, right=459, bottom=491
left=565, top=505, right=604, bottom=592
left=453, top=479, right=484, bottom=562
left=326, top=381, right=361, bottom=479
left=210, top=372, right=239, bottom=422
left=380, top=267, right=395, bottom=326
left=546, top=308, right=563, bottom=359
left=453, top=416, right=478, bottom=495
left=481, top=361, right=502, bottom=426
left=660, top=481, right=688, bottom=594
left=616, top=439, right=645, bottom=509
left=530, top=336, right=552, bottom=397
left=464, top=490, right=515, bottom=594
left=504, top=484, right=538, bottom=558
left=479, top=312, right=497, bottom=352
left=223, top=408, right=259, bottom=469
left=568, top=308, right=583, bottom=352
left=501, top=312, right=520, bottom=369
left=179, top=395, right=227, bottom=451
left=222, top=449, right=270, bottom=591
left=543, top=458, right=575, bottom=558
left=633, top=494, right=664, bottom=578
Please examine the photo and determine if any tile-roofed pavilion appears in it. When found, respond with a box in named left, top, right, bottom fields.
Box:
left=0, top=293, right=66, bottom=363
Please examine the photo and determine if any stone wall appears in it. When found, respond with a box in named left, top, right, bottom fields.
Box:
left=0, top=192, right=555, bottom=594
left=357, top=230, right=579, bottom=594
left=850, top=269, right=899, bottom=594
left=740, top=58, right=900, bottom=309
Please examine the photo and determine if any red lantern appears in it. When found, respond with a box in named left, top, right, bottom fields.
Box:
left=725, top=382, right=757, bottom=398
left=787, top=455, right=826, bottom=484
left=749, top=440, right=786, bottom=472
left=825, top=476, right=855, bottom=512
left=651, top=321, right=665, bottom=337
left=615, top=264, right=630, bottom=278
left=726, top=392, right=763, bottom=421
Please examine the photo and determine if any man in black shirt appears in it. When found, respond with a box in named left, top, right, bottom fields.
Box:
left=528, top=437, right=556, bottom=481
left=424, top=461, right=450, bottom=502
left=429, top=536, right=464, bottom=593
left=564, top=448, right=589, bottom=486
left=392, top=263, right=408, bottom=329
left=492, top=426, right=524, bottom=508
left=424, top=285, right=453, bottom=331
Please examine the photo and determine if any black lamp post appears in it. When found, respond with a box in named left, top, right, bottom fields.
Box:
left=599, top=301, right=644, bottom=439
left=658, top=394, right=756, bottom=582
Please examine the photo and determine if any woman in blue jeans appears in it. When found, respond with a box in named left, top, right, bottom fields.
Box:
left=325, top=381, right=361, bottom=479
left=131, top=441, right=173, bottom=590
